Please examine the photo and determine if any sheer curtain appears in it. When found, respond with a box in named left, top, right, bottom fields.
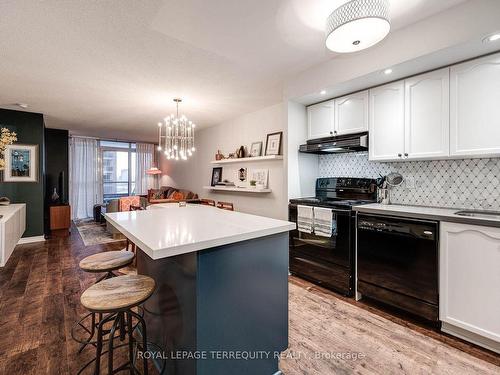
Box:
left=135, top=143, right=155, bottom=195
left=69, top=137, right=101, bottom=219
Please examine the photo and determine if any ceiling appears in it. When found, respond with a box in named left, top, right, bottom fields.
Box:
left=0, top=0, right=467, bottom=141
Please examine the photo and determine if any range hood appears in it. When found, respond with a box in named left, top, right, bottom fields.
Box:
left=299, top=132, right=368, bottom=154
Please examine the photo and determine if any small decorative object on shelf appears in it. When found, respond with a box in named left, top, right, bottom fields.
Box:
left=215, top=150, right=225, bottom=161
left=211, top=167, right=223, bottom=186
left=265, top=131, right=283, bottom=156
left=3, top=144, right=38, bottom=182
left=249, top=180, right=257, bottom=187
left=249, top=169, right=269, bottom=188
left=250, top=142, right=262, bottom=157
left=238, top=168, right=247, bottom=182
left=237, top=146, right=246, bottom=158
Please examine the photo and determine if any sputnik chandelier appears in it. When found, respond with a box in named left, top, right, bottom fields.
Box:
left=157, top=98, right=196, bottom=161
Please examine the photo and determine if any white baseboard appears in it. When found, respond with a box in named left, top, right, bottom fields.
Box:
left=18, top=235, right=46, bottom=244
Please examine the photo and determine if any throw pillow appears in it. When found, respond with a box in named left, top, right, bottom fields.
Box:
left=169, top=191, right=185, bottom=201
left=151, top=190, right=163, bottom=200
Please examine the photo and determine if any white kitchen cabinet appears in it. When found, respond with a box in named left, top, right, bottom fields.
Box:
left=450, top=53, right=500, bottom=157
left=405, top=68, right=449, bottom=159
left=369, top=82, right=405, bottom=161
left=307, top=100, right=334, bottom=140
left=334, top=90, right=369, bottom=136
left=369, top=69, right=449, bottom=162
left=440, top=222, right=500, bottom=353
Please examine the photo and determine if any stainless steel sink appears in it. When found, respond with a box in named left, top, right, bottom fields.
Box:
left=455, top=210, right=500, bottom=220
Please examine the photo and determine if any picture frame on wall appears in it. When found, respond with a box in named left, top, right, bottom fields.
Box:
left=211, top=167, right=223, bottom=186
left=249, top=168, right=269, bottom=189
left=249, top=141, right=262, bottom=157
left=3, top=144, right=38, bottom=182
left=265, top=132, right=282, bottom=156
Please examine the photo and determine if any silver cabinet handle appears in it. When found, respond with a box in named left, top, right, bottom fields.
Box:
left=423, top=231, right=433, bottom=235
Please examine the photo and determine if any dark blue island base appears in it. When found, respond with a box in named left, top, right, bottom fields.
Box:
left=137, top=233, right=289, bottom=375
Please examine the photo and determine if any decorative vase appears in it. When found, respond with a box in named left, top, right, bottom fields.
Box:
left=51, top=188, right=60, bottom=202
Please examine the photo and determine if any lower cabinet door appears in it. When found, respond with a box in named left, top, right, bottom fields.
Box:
left=440, top=222, right=500, bottom=343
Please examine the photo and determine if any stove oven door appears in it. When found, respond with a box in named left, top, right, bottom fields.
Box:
left=288, top=203, right=354, bottom=295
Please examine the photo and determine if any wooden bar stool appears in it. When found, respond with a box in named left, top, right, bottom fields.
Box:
left=78, top=275, right=156, bottom=375
left=72, top=251, right=135, bottom=353
left=200, top=198, right=216, bottom=206
left=217, top=201, right=234, bottom=211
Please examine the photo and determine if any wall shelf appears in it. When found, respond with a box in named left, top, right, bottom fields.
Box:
left=203, top=186, right=272, bottom=193
left=210, top=155, right=283, bottom=164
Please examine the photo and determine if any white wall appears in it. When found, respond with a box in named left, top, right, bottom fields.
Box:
left=286, top=100, right=317, bottom=199
left=160, top=102, right=288, bottom=220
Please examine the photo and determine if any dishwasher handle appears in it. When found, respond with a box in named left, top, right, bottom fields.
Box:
left=358, top=218, right=436, bottom=240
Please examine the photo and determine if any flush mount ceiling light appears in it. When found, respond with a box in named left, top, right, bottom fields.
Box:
left=326, top=0, right=390, bottom=53
left=383, top=68, right=393, bottom=75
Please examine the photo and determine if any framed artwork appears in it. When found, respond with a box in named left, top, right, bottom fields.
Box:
left=265, top=132, right=282, bottom=156
left=211, top=167, right=223, bottom=186
left=249, top=169, right=269, bottom=188
left=3, top=144, right=38, bottom=182
left=250, top=142, right=262, bottom=157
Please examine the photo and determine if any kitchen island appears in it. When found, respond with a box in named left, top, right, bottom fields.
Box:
left=105, top=204, right=295, bottom=375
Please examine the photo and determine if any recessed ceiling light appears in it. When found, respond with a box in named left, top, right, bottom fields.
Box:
left=326, top=0, right=391, bottom=53
left=383, top=68, right=393, bottom=75
left=320, top=90, right=327, bottom=95
left=484, top=33, right=500, bottom=42
left=16, top=103, right=28, bottom=109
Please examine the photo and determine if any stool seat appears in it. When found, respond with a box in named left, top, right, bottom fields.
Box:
left=79, top=251, right=134, bottom=272
left=81, top=275, right=155, bottom=312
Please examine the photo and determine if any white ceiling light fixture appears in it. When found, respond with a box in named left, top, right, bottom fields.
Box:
left=326, top=0, right=391, bottom=53
left=483, top=33, right=500, bottom=43
left=383, top=68, right=393, bottom=75
left=320, top=90, right=327, bottom=95
left=157, top=98, right=196, bottom=161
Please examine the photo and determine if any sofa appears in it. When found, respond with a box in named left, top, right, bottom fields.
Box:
left=147, top=186, right=198, bottom=204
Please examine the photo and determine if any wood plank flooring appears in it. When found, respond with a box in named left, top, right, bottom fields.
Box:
left=281, top=277, right=500, bottom=375
left=0, top=226, right=498, bottom=374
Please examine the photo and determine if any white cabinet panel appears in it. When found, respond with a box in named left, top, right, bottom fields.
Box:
left=369, top=82, right=405, bottom=161
left=450, top=53, right=500, bottom=157
left=440, top=222, right=500, bottom=344
left=405, top=68, right=450, bottom=159
left=334, top=91, right=368, bottom=136
left=307, top=101, right=334, bottom=140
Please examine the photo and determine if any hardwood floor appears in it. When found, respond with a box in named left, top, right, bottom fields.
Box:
left=0, top=226, right=498, bottom=374
left=280, top=277, right=500, bottom=375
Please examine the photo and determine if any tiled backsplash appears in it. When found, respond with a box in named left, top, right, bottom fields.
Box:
left=319, top=152, right=500, bottom=210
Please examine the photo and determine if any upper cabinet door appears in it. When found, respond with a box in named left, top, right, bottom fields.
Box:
left=334, top=91, right=369, bottom=136
left=404, top=68, right=450, bottom=160
left=307, top=101, right=334, bottom=140
left=369, top=82, right=405, bottom=161
left=450, top=53, right=500, bottom=157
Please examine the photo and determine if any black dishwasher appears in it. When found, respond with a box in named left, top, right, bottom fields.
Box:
left=357, top=214, right=439, bottom=321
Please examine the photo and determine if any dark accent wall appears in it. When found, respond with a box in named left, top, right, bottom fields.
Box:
left=0, top=108, right=45, bottom=237
left=44, top=128, right=69, bottom=234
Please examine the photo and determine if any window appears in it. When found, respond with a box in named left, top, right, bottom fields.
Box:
left=100, top=141, right=136, bottom=202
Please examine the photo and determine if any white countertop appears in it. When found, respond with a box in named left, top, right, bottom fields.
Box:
left=105, top=204, right=296, bottom=260
left=0, top=204, right=26, bottom=223
left=353, top=203, right=500, bottom=227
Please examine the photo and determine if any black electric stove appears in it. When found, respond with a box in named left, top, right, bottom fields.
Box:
left=288, top=177, right=376, bottom=296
